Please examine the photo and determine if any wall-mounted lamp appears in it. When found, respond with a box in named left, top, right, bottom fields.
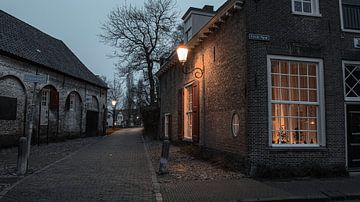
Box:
left=176, top=44, right=204, bottom=79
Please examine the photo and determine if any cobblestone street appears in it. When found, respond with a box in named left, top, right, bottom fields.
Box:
left=0, top=128, right=154, bottom=202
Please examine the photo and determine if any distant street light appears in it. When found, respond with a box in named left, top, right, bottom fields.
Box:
left=112, top=99, right=117, bottom=129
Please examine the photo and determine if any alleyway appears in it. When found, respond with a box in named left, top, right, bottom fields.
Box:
left=0, top=128, right=154, bottom=202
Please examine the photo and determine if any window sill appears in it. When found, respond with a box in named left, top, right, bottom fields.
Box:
left=183, top=137, right=193, bottom=142
left=292, top=12, right=322, bottom=18
left=269, top=145, right=327, bottom=152
left=341, top=28, right=360, bottom=34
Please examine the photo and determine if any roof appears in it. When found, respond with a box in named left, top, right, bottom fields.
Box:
left=157, top=0, right=244, bottom=77
left=0, top=10, right=107, bottom=88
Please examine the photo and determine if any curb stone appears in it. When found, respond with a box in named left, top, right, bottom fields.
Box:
left=142, top=135, right=163, bottom=202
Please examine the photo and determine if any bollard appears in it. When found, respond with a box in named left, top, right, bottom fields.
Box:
left=17, top=137, right=28, bottom=176
left=159, top=139, right=170, bottom=174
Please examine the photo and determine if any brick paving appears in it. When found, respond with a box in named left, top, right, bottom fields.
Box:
left=0, top=128, right=154, bottom=202
left=145, top=139, right=360, bottom=202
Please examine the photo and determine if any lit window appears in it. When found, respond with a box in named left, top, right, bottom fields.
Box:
left=270, top=58, right=323, bottom=146
left=341, top=0, right=360, bottom=31
left=231, top=112, right=240, bottom=137
left=292, top=0, right=320, bottom=16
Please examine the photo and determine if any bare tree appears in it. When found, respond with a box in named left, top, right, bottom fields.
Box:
left=106, top=76, right=124, bottom=109
left=100, top=0, right=178, bottom=106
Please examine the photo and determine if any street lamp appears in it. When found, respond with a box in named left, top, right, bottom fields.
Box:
left=176, top=43, right=204, bottom=79
left=111, top=99, right=117, bottom=129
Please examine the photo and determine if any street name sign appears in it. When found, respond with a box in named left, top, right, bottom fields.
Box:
left=24, top=74, right=48, bottom=84
left=248, top=33, right=271, bottom=41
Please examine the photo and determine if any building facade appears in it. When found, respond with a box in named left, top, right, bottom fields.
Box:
left=157, top=0, right=360, bottom=175
left=0, top=11, right=108, bottom=148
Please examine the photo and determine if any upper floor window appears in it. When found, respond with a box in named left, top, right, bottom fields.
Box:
left=292, top=0, right=321, bottom=16
left=341, top=0, right=360, bottom=31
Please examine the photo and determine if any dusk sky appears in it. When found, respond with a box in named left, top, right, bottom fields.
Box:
left=0, top=0, right=225, bottom=81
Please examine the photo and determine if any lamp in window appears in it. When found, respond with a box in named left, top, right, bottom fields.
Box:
left=176, top=43, right=204, bottom=79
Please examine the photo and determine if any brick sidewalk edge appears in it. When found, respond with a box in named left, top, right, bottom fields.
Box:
left=241, top=193, right=360, bottom=202
left=141, top=135, right=163, bottom=202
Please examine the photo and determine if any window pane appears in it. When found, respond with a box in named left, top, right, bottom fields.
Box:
left=299, top=105, right=307, bottom=117
left=289, top=104, right=299, bottom=117
left=290, top=63, right=298, bottom=75
left=271, top=61, right=280, bottom=73
left=290, top=76, right=299, bottom=88
left=272, top=88, right=281, bottom=100
left=308, top=105, right=317, bottom=118
left=272, top=74, right=281, bottom=87
left=299, top=63, right=307, bottom=75
left=280, top=61, right=289, bottom=74
left=300, top=89, right=308, bottom=101
left=300, top=76, right=308, bottom=88
left=309, top=118, right=317, bottom=130
left=290, top=89, right=299, bottom=101
left=309, top=90, right=317, bottom=102
left=294, top=1, right=302, bottom=12
left=308, top=64, right=317, bottom=76
left=300, top=118, right=309, bottom=130
left=300, top=132, right=309, bottom=144
left=289, top=118, right=299, bottom=131
left=309, top=132, right=317, bottom=144
left=281, top=75, right=289, bottom=87
left=309, top=77, right=317, bottom=89
left=303, top=2, right=312, bottom=13
left=281, top=88, right=290, bottom=101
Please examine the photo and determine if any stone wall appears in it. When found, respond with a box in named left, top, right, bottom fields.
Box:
left=0, top=54, right=107, bottom=148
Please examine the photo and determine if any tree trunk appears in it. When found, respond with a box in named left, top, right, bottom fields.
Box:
left=147, top=61, right=156, bottom=106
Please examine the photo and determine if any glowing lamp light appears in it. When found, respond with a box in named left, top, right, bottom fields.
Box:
left=176, top=44, right=188, bottom=65
left=111, top=99, right=117, bottom=107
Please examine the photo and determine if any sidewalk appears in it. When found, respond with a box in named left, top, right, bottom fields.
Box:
left=145, top=139, right=360, bottom=202
left=0, top=128, right=155, bottom=202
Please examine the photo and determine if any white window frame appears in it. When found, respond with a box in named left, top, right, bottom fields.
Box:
left=267, top=55, right=326, bottom=148
left=292, top=0, right=322, bottom=17
left=339, top=0, right=360, bottom=33
left=343, top=60, right=360, bottom=101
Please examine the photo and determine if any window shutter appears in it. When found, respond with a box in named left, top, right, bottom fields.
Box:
left=49, top=90, right=59, bottom=110
left=192, top=81, right=200, bottom=144
left=178, top=89, right=184, bottom=140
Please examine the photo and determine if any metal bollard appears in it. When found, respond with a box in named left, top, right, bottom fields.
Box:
left=159, top=139, right=170, bottom=174
left=17, top=137, right=28, bottom=176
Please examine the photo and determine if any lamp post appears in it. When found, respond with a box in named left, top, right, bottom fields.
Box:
left=176, top=43, right=204, bottom=79
left=111, top=99, right=117, bottom=129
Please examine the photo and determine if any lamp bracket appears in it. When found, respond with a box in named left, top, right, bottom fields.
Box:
left=181, top=66, right=204, bottom=79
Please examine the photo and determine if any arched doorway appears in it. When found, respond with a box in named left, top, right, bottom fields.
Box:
left=0, top=75, right=27, bottom=147
left=37, top=85, right=59, bottom=144
left=85, top=96, right=99, bottom=137
left=64, top=91, right=83, bottom=138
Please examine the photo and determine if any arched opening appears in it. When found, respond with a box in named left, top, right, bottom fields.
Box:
left=36, top=85, right=59, bottom=144
left=0, top=75, right=27, bottom=147
left=63, top=91, right=83, bottom=138
left=85, top=95, right=99, bottom=137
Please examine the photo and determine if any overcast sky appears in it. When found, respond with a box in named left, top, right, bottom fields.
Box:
left=0, top=0, right=225, bottom=81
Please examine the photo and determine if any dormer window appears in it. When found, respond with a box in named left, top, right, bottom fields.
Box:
left=292, top=0, right=321, bottom=17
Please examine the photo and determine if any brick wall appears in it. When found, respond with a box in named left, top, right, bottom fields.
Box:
left=159, top=8, right=248, bottom=158
left=245, top=0, right=350, bottom=174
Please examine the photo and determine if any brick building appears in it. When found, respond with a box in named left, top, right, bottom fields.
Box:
left=157, top=0, right=360, bottom=175
left=0, top=11, right=108, bottom=148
